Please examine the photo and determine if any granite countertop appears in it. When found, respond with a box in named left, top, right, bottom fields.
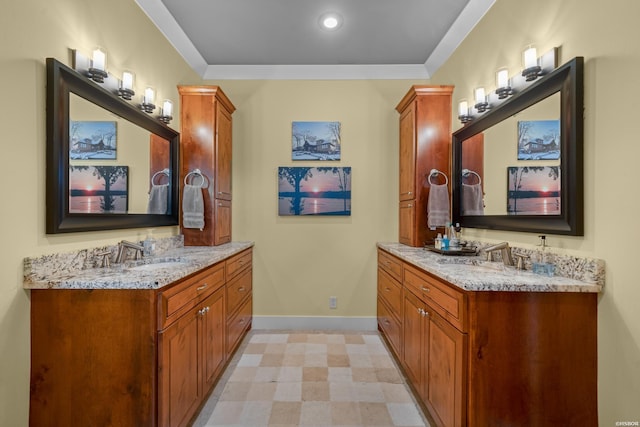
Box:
left=378, top=242, right=603, bottom=293
left=24, top=241, right=254, bottom=290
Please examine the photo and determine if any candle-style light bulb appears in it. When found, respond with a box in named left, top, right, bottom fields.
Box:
left=458, top=100, right=469, bottom=117
left=162, top=100, right=173, bottom=117
left=523, top=46, right=538, bottom=69
left=122, top=72, right=134, bottom=90
left=144, top=87, right=155, bottom=104
left=92, top=48, right=106, bottom=71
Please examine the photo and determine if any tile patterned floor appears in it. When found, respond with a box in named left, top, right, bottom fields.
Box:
left=193, top=331, right=429, bottom=427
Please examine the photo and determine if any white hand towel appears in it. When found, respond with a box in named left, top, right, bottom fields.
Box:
left=147, top=184, right=169, bottom=214
left=182, top=184, right=205, bottom=230
left=427, top=183, right=450, bottom=228
left=462, top=183, right=484, bottom=216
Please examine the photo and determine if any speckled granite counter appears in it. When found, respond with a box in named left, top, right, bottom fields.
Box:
left=378, top=242, right=603, bottom=293
left=24, top=240, right=254, bottom=290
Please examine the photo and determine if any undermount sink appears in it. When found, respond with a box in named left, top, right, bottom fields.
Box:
left=126, top=260, right=188, bottom=271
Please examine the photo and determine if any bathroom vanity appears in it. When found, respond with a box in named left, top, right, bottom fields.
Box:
left=377, top=242, right=601, bottom=427
left=25, top=241, right=253, bottom=427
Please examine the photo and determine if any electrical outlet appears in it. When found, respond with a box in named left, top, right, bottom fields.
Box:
left=329, top=296, right=337, bottom=309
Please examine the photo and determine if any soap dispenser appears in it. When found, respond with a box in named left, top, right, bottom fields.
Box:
left=532, top=235, right=555, bottom=276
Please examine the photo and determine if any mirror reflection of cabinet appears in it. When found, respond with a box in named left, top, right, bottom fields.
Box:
left=396, top=86, right=453, bottom=247
left=178, top=86, right=235, bottom=246
left=452, top=57, right=584, bottom=235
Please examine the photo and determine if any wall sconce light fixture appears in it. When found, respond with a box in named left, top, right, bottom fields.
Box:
left=474, top=87, right=489, bottom=113
left=118, top=71, right=135, bottom=100
left=495, top=68, right=513, bottom=99
left=159, top=99, right=173, bottom=124
left=141, top=87, right=156, bottom=113
left=458, top=100, right=472, bottom=124
left=522, top=45, right=542, bottom=81
left=87, top=47, right=108, bottom=83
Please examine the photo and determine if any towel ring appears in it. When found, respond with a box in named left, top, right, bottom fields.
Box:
left=184, top=168, right=207, bottom=188
left=151, top=168, right=170, bottom=186
left=462, top=168, right=482, bottom=185
left=428, top=168, right=448, bottom=185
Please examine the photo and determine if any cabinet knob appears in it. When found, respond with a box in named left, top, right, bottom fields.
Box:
left=421, top=286, right=430, bottom=293
left=385, top=287, right=391, bottom=292
left=408, top=191, right=413, bottom=196
left=217, top=202, right=223, bottom=207
left=197, top=308, right=205, bottom=316
left=238, top=287, right=245, bottom=292
left=407, top=204, right=413, bottom=208
left=417, top=307, right=423, bottom=315
left=197, top=284, right=208, bottom=291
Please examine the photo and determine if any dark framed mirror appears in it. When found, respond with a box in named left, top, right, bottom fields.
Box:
left=46, top=57, right=180, bottom=233
left=452, top=57, right=583, bottom=235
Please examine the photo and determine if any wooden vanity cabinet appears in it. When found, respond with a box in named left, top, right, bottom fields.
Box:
left=29, top=248, right=253, bottom=427
left=396, top=86, right=453, bottom=247
left=377, top=248, right=598, bottom=427
left=377, top=250, right=403, bottom=358
left=179, top=85, right=235, bottom=246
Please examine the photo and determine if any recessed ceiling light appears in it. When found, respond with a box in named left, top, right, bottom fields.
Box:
left=319, top=12, right=343, bottom=31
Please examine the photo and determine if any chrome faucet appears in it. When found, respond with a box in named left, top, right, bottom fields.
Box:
left=114, top=240, right=144, bottom=263
left=484, top=242, right=514, bottom=266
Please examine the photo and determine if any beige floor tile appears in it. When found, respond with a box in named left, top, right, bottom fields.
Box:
left=327, top=343, right=348, bottom=355
left=352, top=382, right=385, bottom=402
left=228, top=366, right=257, bottom=382
left=300, top=401, right=331, bottom=425
left=348, top=354, right=373, bottom=368
left=351, top=367, right=377, bottom=382
left=306, top=343, right=327, bottom=354
left=266, top=343, right=288, bottom=354
left=207, top=401, right=245, bottom=425
left=245, top=342, right=268, bottom=354
left=330, top=401, right=362, bottom=425
left=304, top=352, right=328, bottom=367
left=247, top=382, right=278, bottom=401
left=326, top=334, right=346, bottom=344
left=370, top=354, right=395, bottom=369
left=239, top=400, right=273, bottom=426
left=261, top=353, right=286, bottom=367
left=329, top=382, right=356, bottom=401
left=286, top=343, right=307, bottom=354
left=380, top=383, right=414, bottom=404
left=302, top=367, right=328, bottom=382
left=274, top=382, right=302, bottom=401
left=344, top=334, right=366, bottom=344
left=238, top=353, right=263, bottom=367
left=278, top=366, right=303, bottom=382
left=255, top=366, right=282, bottom=382
left=301, top=381, right=330, bottom=401
left=327, top=354, right=350, bottom=367
left=287, top=333, right=308, bottom=343
left=307, top=334, right=328, bottom=344
left=219, top=381, right=251, bottom=401
left=268, top=401, right=302, bottom=425
left=328, top=367, right=352, bottom=383
left=282, top=353, right=305, bottom=367
left=387, top=402, right=427, bottom=426
left=358, top=402, right=394, bottom=426
left=375, top=367, right=403, bottom=384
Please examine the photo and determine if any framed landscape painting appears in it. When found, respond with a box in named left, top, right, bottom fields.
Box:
left=278, top=167, right=351, bottom=216
left=291, top=121, right=341, bottom=161
left=507, top=166, right=560, bottom=215
left=69, top=165, right=129, bottom=213
left=517, top=120, right=560, bottom=160
left=69, top=120, right=117, bottom=160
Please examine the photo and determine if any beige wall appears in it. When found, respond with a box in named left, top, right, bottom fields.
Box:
left=2, top=0, right=638, bottom=425
left=430, top=0, right=640, bottom=423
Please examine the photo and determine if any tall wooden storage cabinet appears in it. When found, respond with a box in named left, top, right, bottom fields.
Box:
left=396, top=86, right=453, bottom=247
left=178, top=86, right=235, bottom=246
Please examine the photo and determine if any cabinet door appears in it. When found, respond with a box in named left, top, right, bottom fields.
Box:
left=425, top=310, right=467, bottom=427
left=159, top=308, right=201, bottom=427
left=399, top=200, right=416, bottom=246
left=215, top=105, right=232, bottom=201
left=399, top=103, right=416, bottom=201
left=214, top=199, right=232, bottom=245
left=402, top=289, right=426, bottom=397
left=202, top=287, right=226, bottom=390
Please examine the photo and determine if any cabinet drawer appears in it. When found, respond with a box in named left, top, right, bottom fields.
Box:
left=226, top=249, right=252, bottom=281
left=378, top=268, right=402, bottom=321
left=227, top=297, right=252, bottom=355
left=160, top=263, right=225, bottom=329
left=377, top=298, right=402, bottom=359
left=404, top=264, right=467, bottom=331
left=378, top=250, right=403, bottom=282
left=226, top=267, right=252, bottom=317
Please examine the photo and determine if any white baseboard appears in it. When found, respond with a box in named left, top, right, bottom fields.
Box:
left=252, top=316, right=378, bottom=331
